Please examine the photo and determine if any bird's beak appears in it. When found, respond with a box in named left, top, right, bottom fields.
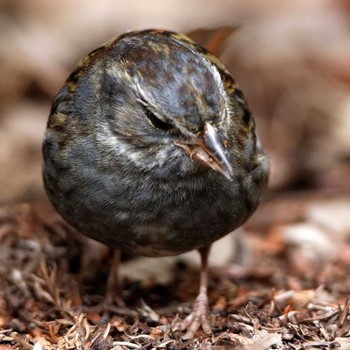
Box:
left=175, top=122, right=233, bottom=181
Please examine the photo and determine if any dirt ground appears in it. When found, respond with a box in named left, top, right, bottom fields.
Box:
left=1, top=192, right=350, bottom=349
left=0, top=1, right=350, bottom=349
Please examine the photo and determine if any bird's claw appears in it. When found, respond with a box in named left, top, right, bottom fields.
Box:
left=181, top=293, right=212, bottom=340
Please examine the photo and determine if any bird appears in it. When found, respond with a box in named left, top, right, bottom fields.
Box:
left=42, top=29, right=269, bottom=339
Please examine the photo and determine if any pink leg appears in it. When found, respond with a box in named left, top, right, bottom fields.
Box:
left=182, top=245, right=212, bottom=339
left=105, top=249, right=125, bottom=307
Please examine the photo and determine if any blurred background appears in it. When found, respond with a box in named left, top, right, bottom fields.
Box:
left=0, top=0, right=349, bottom=204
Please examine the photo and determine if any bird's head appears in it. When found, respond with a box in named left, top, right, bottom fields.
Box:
left=71, top=30, right=252, bottom=180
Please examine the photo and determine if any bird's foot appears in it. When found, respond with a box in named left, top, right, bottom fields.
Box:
left=181, top=292, right=212, bottom=340
left=105, top=290, right=126, bottom=308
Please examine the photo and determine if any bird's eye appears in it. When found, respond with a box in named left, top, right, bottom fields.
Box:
left=241, top=106, right=251, bottom=125
left=145, top=109, right=171, bottom=131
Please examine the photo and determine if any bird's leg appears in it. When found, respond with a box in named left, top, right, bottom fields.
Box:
left=105, top=249, right=125, bottom=307
left=182, top=245, right=212, bottom=339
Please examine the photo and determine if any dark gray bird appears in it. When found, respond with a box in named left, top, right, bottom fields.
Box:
left=42, top=29, right=269, bottom=339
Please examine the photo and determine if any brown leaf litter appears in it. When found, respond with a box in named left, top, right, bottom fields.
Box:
left=0, top=193, right=349, bottom=349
